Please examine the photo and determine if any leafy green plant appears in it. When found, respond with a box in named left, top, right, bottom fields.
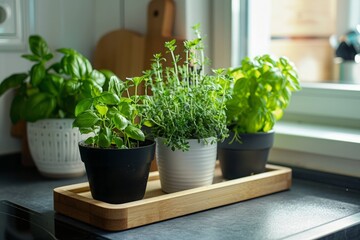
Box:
left=226, top=54, right=301, bottom=140
left=141, top=25, right=230, bottom=151
left=0, top=35, right=105, bottom=123
left=72, top=73, right=146, bottom=149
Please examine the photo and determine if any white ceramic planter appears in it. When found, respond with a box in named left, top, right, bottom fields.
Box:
left=156, top=137, right=217, bottom=193
left=27, top=119, right=86, bottom=178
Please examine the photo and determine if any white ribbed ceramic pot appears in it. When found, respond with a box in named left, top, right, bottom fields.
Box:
left=156, top=137, right=217, bottom=193
left=27, top=119, right=86, bottom=178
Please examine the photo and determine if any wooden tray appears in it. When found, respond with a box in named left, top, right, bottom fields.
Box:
left=54, top=164, right=291, bottom=231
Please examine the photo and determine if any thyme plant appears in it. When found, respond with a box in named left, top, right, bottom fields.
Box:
left=142, top=25, right=230, bottom=151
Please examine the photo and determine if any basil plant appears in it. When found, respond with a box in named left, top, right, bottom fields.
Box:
left=226, top=54, right=301, bottom=137
left=73, top=73, right=147, bottom=149
left=0, top=35, right=105, bottom=123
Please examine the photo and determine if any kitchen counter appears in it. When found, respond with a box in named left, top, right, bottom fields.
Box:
left=1, top=154, right=360, bottom=240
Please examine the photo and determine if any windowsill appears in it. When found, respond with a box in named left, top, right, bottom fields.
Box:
left=270, top=121, right=360, bottom=178
left=285, top=83, right=360, bottom=124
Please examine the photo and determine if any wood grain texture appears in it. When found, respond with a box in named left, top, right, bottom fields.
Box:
left=92, top=0, right=185, bottom=83
left=93, top=29, right=145, bottom=81
left=143, top=0, right=185, bottom=71
left=54, top=164, right=292, bottom=231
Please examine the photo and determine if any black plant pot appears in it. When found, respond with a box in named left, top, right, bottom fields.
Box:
left=78, top=140, right=155, bottom=204
left=218, top=131, right=275, bottom=180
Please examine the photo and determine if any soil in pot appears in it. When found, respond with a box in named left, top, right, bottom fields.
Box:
left=79, top=140, right=155, bottom=204
left=218, top=131, right=274, bottom=179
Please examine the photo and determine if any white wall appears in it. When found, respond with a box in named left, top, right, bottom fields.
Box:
left=0, top=0, right=122, bottom=155
left=0, top=0, right=211, bottom=155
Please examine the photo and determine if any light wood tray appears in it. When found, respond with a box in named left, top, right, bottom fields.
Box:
left=54, top=164, right=291, bottom=231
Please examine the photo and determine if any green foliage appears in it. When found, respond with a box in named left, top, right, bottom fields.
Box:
left=0, top=35, right=106, bottom=123
left=226, top=54, right=301, bottom=138
left=73, top=73, right=146, bottom=149
left=141, top=25, right=230, bottom=151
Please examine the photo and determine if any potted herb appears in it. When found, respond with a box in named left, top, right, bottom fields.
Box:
left=0, top=35, right=105, bottom=178
left=218, top=54, right=301, bottom=179
left=142, top=25, right=230, bottom=193
left=73, top=73, right=155, bottom=204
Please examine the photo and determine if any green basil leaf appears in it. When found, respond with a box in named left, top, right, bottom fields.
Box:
left=30, top=63, right=46, bottom=87
left=21, top=54, right=41, bottom=62
left=64, top=79, right=81, bottom=95
left=98, top=128, right=111, bottom=148
left=95, top=104, right=108, bottom=116
left=107, top=106, right=118, bottom=116
left=84, top=136, right=96, bottom=145
left=279, top=57, right=289, bottom=68
left=10, top=95, right=26, bottom=123
left=81, top=54, right=93, bottom=75
left=78, top=127, right=94, bottom=134
left=57, top=48, right=76, bottom=55
left=75, top=98, right=93, bottom=116
left=108, top=74, right=125, bottom=95
left=0, top=73, right=28, bottom=96
left=78, top=80, right=103, bottom=98
left=24, top=93, right=56, bottom=122
left=113, top=113, right=128, bottom=130
left=38, top=75, right=63, bottom=96
left=79, top=81, right=94, bottom=98
left=143, top=120, right=154, bottom=127
left=29, top=35, right=50, bottom=58
left=61, top=54, right=77, bottom=77
left=246, top=111, right=264, bottom=133
left=90, top=82, right=103, bottom=97
left=73, top=110, right=100, bottom=128
left=124, top=125, right=145, bottom=141
left=43, top=53, right=54, bottom=61
left=49, top=74, right=64, bottom=91
left=99, top=69, right=114, bottom=90
left=118, top=101, right=132, bottom=119
left=113, top=136, right=125, bottom=148
left=61, top=53, right=89, bottom=79
left=90, top=69, right=106, bottom=88
left=286, top=71, right=301, bottom=91
left=99, top=92, right=120, bottom=105
left=263, top=112, right=275, bottom=132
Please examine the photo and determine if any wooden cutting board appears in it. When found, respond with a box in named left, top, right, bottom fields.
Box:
left=93, top=0, right=185, bottom=83
left=93, top=29, right=145, bottom=81
left=143, top=0, right=185, bottom=70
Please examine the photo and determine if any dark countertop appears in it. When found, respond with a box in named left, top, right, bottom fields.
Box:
left=1, top=155, right=360, bottom=240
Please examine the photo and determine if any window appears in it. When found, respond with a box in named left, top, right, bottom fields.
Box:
left=211, top=0, right=360, bottom=177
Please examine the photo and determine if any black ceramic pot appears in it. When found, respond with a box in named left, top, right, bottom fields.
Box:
left=218, top=131, right=275, bottom=180
left=79, top=140, right=155, bottom=204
